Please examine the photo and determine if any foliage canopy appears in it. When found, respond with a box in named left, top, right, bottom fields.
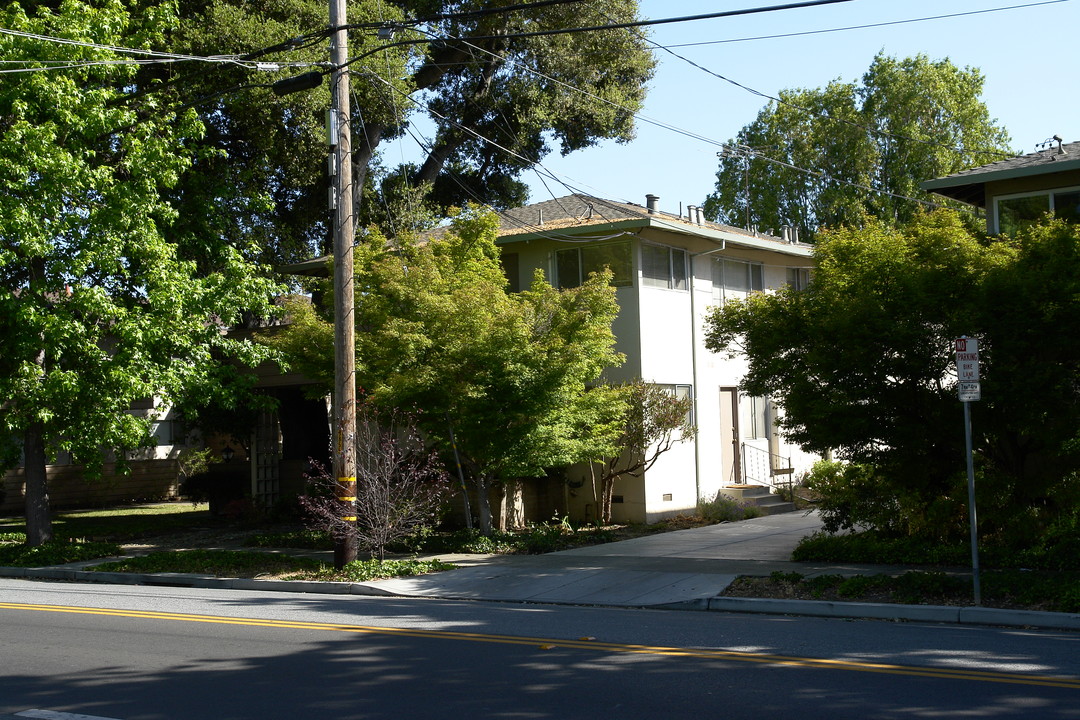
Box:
left=268, top=206, right=623, bottom=533
left=0, top=0, right=280, bottom=544
left=705, top=212, right=1080, bottom=544
left=702, top=54, right=1012, bottom=240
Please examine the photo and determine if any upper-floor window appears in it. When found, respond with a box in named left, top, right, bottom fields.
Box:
left=786, top=267, right=811, bottom=290
left=995, top=186, right=1080, bottom=235
left=713, top=258, right=763, bottom=302
left=556, top=242, right=632, bottom=289
left=641, top=244, right=689, bottom=290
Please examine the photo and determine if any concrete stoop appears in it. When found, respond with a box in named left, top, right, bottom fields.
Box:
left=719, top=484, right=796, bottom=515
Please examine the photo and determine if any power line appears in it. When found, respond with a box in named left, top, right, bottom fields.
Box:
left=0, top=26, right=250, bottom=66
left=394, top=0, right=857, bottom=43
left=663, top=0, right=1069, bottom=49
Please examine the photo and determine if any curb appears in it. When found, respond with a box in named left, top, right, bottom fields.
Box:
left=676, top=596, right=1080, bottom=631
left=0, top=566, right=399, bottom=597
left=5, top=565, right=1080, bottom=632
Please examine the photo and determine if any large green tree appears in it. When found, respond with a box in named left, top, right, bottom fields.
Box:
left=703, top=54, right=1012, bottom=240
left=0, top=0, right=280, bottom=544
left=155, top=0, right=655, bottom=262
left=704, top=211, right=1080, bottom=543
left=268, top=206, right=623, bottom=534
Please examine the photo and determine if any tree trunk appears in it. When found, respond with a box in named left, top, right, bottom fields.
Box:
left=508, top=481, right=524, bottom=530
left=475, top=475, right=493, bottom=536
left=495, top=482, right=507, bottom=532
left=23, top=422, right=52, bottom=546
left=601, top=476, right=615, bottom=525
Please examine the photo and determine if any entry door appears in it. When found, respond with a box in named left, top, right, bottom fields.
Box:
left=719, top=387, right=742, bottom=484
left=252, top=409, right=281, bottom=508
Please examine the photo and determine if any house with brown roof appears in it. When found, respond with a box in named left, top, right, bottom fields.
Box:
left=922, top=136, right=1080, bottom=234
left=496, top=194, right=817, bottom=523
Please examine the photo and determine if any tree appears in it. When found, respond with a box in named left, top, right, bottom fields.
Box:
left=268, top=206, right=623, bottom=534
left=0, top=1, right=279, bottom=545
left=587, top=381, right=696, bottom=524
left=703, top=53, right=1012, bottom=240
left=154, top=0, right=655, bottom=260
left=704, top=211, right=1080, bottom=543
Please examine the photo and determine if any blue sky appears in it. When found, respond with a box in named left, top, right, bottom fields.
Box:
left=516, top=0, right=1077, bottom=215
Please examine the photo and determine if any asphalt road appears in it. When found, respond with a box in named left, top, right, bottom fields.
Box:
left=2, top=579, right=1079, bottom=719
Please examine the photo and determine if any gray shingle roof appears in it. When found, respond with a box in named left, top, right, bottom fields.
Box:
left=922, top=140, right=1080, bottom=207
left=496, top=194, right=766, bottom=239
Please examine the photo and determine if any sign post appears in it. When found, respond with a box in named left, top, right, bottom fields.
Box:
left=955, top=336, right=981, bottom=605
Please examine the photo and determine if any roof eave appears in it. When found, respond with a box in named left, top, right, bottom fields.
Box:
left=498, top=215, right=813, bottom=257
left=921, top=155, right=1080, bottom=207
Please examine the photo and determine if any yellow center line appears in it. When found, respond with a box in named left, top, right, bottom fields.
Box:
left=2, top=602, right=1078, bottom=689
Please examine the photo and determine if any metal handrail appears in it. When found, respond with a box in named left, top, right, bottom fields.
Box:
left=740, top=442, right=794, bottom=494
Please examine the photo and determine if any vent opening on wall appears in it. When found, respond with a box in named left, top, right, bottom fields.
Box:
left=612, top=495, right=624, bottom=504
left=662, top=493, right=673, bottom=502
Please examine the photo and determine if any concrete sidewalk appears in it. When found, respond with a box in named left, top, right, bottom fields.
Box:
left=366, top=510, right=833, bottom=604
left=4, top=511, right=1079, bottom=630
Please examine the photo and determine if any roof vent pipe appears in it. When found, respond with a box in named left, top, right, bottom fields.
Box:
left=646, top=194, right=660, bottom=213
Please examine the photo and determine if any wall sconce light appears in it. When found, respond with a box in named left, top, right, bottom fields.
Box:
left=222, top=445, right=235, bottom=463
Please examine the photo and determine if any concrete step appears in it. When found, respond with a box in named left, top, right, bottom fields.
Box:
left=718, top=485, right=796, bottom=515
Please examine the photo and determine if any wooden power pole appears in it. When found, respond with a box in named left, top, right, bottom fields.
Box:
left=330, top=0, right=357, bottom=568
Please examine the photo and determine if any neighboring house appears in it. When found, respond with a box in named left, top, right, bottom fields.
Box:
left=922, top=137, right=1080, bottom=234
left=497, top=194, right=817, bottom=524
left=0, top=323, right=329, bottom=516
left=0, top=401, right=194, bottom=515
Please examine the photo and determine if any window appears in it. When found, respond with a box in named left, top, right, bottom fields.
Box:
left=555, top=242, right=632, bottom=289
left=746, top=395, right=770, bottom=440
left=786, top=267, right=811, bottom=290
left=655, top=383, right=694, bottom=425
left=712, top=258, right=763, bottom=302
left=641, top=244, right=688, bottom=290
left=995, top=186, right=1080, bottom=235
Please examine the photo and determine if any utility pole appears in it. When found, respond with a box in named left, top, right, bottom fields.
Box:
left=330, top=0, right=357, bottom=568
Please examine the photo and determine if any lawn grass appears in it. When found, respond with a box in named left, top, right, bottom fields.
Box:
left=0, top=502, right=213, bottom=541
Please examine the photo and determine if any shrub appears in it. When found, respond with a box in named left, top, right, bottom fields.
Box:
left=803, top=460, right=901, bottom=534
left=698, top=492, right=762, bottom=523
left=792, top=530, right=970, bottom=565
left=300, top=409, right=450, bottom=560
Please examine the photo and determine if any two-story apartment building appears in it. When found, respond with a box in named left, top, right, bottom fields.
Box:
left=496, top=194, right=817, bottom=523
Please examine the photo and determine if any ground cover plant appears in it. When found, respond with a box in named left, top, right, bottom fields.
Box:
left=0, top=539, right=122, bottom=567
left=90, top=550, right=453, bottom=582
left=723, top=569, right=1080, bottom=614
left=247, top=515, right=712, bottom=555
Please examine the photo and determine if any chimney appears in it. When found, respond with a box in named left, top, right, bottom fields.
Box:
left=687, top=204, right=696, bottom=222
left=645, top=194, right=659, bottom=213
left=695, top=206, right=705, bottom=225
